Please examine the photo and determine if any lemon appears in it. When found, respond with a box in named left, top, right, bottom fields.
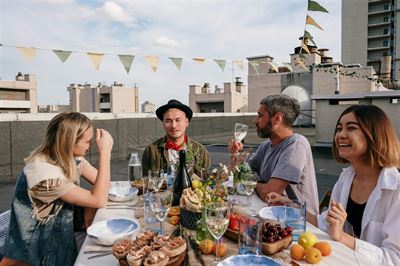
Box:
left=192, top=180, right=202, bottom=189
left=298, top=232, right=318, bottom=249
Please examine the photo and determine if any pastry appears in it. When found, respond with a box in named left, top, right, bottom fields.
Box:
left=143, top=250, right=169, bottom=266
left=161, top=236, right=187, bottom=258
left=126, top=245, right=153, bottom=266
left=112, top=238, right=133, bottom=259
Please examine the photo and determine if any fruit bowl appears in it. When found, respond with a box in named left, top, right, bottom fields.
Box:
left=262, top=234, right=293, bottom=255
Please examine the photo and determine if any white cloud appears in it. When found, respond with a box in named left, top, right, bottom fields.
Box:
left=154, top=37, right=179, bottom=47
left=96, top=1, right=137, bottom=27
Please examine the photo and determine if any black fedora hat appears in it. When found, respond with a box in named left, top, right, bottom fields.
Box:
left=156, top=99, right=193, bottom=121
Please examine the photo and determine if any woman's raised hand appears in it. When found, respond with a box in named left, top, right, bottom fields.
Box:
left=326, top=199, right=347, bottom=241
left=96, top=129, right=113, bottom=155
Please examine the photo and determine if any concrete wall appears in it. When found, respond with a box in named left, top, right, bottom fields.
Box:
left=0, top=113, right=255, bottom=182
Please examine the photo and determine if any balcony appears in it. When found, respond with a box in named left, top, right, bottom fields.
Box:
left=368, top=46, right=390, bottom=51
left=368, top=9, right=391, bottom=16
left=368, top=21, right=390, bottom=28
left=368, top=33, right=390, bottom=39
left=0, top=100, right=30, bottom=109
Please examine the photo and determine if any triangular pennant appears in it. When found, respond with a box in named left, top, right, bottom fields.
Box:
left=233, top=60, right=244, bottom=70
left=304, top=30, right=317, bottom=46
left=193, top=58, right=206, bottom=64
left=306, top=15, right=324, bottom=31
left=53, top=50, right=72, bottom=63
left=145, top=56, right=160, bottom=72
left=267, top=62, right=279, bottom=73
left=87, top=52, right=104, bottom=70
left=118, top=54, right=135, bottom=74
left=249, top=61, right=260, bottom=76
left=308, top=0, right=329, bottom=13
left=17, top=47, right=37, bottom=62
left=214, top=59, right=226, bottom=71
left=301, top=42, right=311, bottom=55
left=169, top=57, right=183, bottom=70
left=295, top=58, right=309, bottom=71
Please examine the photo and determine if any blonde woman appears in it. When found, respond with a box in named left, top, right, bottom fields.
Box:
left=0, top=112, right=113, bottom=266
left=268, top=105, right=400, bottom=265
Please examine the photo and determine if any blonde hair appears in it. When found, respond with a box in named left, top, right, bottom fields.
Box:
left=332, top=105, right=400, bottom=168
left=25, top=112, right=92, bottom=181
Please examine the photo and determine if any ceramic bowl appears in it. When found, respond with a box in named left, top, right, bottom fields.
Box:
left=108, top=182, right=139, bottom=202
left=87, top=218, right=140, bottom=246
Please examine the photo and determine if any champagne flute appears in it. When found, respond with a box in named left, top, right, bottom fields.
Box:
left=234, top=123, right=248, bottom=142
left=205, top=202, right=230, bottom=263
left=148, top=169, right=164, bottom=193
left=149, top=191, right=172, bottom=235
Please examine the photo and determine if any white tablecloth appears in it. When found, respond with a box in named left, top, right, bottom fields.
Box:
left=75, top=194, right=360, bottom=265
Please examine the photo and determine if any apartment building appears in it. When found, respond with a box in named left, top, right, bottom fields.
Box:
left=68, top=82, right=139, bottom=113
left=342, top=0, right=400, bottom=83
left=0, top=72, right=37, bottom=113
left=189, top=77, right=248, bottom=113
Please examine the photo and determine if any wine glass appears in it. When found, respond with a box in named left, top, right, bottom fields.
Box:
left=205, top=202, right=230, bottom=263
left=149, top=191, right=172, bottom=235
left=234, top=123, right=248, bottom=142
left=241, top=172, right=258, bottom=208
left=148, top=169, right=164, bottom=193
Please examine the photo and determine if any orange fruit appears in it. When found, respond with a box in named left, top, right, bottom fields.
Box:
left=290, top=244, right=305, bottom=260
left=168, top=206, right=180, bottom=217
left=199, top=239, right=214, bottom=255
left=304, top=247, right=323, bottom=264
left=169, top=215, right=180, bottom=225
left=315, top=241, right=332, bottom=256
left=212, top=242, right=227, bottom=257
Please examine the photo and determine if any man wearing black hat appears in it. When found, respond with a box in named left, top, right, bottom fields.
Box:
left=142, top=99, right=210, bottom=178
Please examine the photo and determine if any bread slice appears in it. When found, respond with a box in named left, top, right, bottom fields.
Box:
left=161, top=236, right=187, bottom=258
left=143, top=250, right=169, bottom=266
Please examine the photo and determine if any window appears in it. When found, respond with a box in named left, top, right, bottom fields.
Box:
left=384, top=16, right=389, bottom=22
left=384, top=28, right=389, bottom=35
left=384, top=4, right=389, bottom=10
left=383, top=40, right=389, bottom=47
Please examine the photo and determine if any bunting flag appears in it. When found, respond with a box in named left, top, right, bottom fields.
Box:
left=53, top=50, right=72, bottom=63
left=193, top=58, right=206, bottom=64
left=118, top=54, right=135, bottom=74
left=233, top=60, right=244, bottom=70
left=249, top=61, right=260, bottom=75
left=145, top=56, right=160, bottom=72
left=214, top=59, right=226, bottom=71
left=308, top=0, right=329, bottom=13
left=17, top=47, right=37, bottom=62
left=87, top=52, right=104, bottom=70
left=304, top=30, right=316, bottom=46
left=301, top=42, right=311, bottom=55
left=169, top=57, right=183, bottom=70
left=306, top=15, right=324, bottom=30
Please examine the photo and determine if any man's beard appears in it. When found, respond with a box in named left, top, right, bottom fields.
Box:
left=257, top=121, right=273, bottom=139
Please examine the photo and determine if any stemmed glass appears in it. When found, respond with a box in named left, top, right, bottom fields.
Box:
left=234, top=123, right=248, bottom=142
left=205, top=202, right=230, bottom=263
left=241, top=172, right=258, bottom=208
left=149, top=191, right=172, bottom=235
left=148, top=169, right=164, bottom=193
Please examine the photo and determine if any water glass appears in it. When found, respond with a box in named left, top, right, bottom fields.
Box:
left=284, top=200, right=306, bottom=241
left=149, top=191, right=172, bottom=235
left=238, top=216, right=262, bottom=255
left=148, top=169, right=164, bottom=193
left=234, top=123, right=248, bottom=142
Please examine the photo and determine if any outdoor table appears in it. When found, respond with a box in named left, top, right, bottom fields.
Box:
left=75, top=193, right=360, bottom=266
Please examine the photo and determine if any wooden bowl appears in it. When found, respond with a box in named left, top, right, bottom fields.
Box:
left=261, top=234, right=293, bottom=255
left=224, top=228, right=239, bottom=242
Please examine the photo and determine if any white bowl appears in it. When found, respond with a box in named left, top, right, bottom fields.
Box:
left=258, top=206, right=301, bottom=221
left=108, top=182, right=139, bottom=202
left=87, top=218, right=140, bottom=246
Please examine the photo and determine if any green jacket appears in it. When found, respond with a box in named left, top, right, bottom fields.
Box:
left=142, top=135, right=210, bottom=177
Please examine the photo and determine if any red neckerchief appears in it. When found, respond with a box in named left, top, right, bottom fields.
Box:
left=165, top=135, right=187, bottom=151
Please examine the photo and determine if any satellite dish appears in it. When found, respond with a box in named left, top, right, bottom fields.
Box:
left=282, top=85, right=312, bottom=126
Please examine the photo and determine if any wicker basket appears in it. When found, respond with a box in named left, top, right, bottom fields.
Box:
left=180, top=208, right=202, bottom=230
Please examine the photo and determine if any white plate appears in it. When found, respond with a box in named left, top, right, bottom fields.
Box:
left=87, top=218, right=140, bottom=246
left=108, top=182, right=139, bottom=202
left=218, top=255, right=281, bottom=266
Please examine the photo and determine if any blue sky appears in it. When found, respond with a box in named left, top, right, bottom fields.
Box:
left=0, top=0, right=341, bottom=108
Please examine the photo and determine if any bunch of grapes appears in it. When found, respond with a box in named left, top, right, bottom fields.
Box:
left=262, top=222, right=293, bottom=243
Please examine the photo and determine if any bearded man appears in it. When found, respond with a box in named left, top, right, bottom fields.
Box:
left=229, top=94, right=319, bottom=215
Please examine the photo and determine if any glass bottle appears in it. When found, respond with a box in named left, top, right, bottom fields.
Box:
left=172, top=150, right=191, bottom=206
left=196, top=207, right=210, bottom=243
left=128, top=152, right=142, bottom=182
